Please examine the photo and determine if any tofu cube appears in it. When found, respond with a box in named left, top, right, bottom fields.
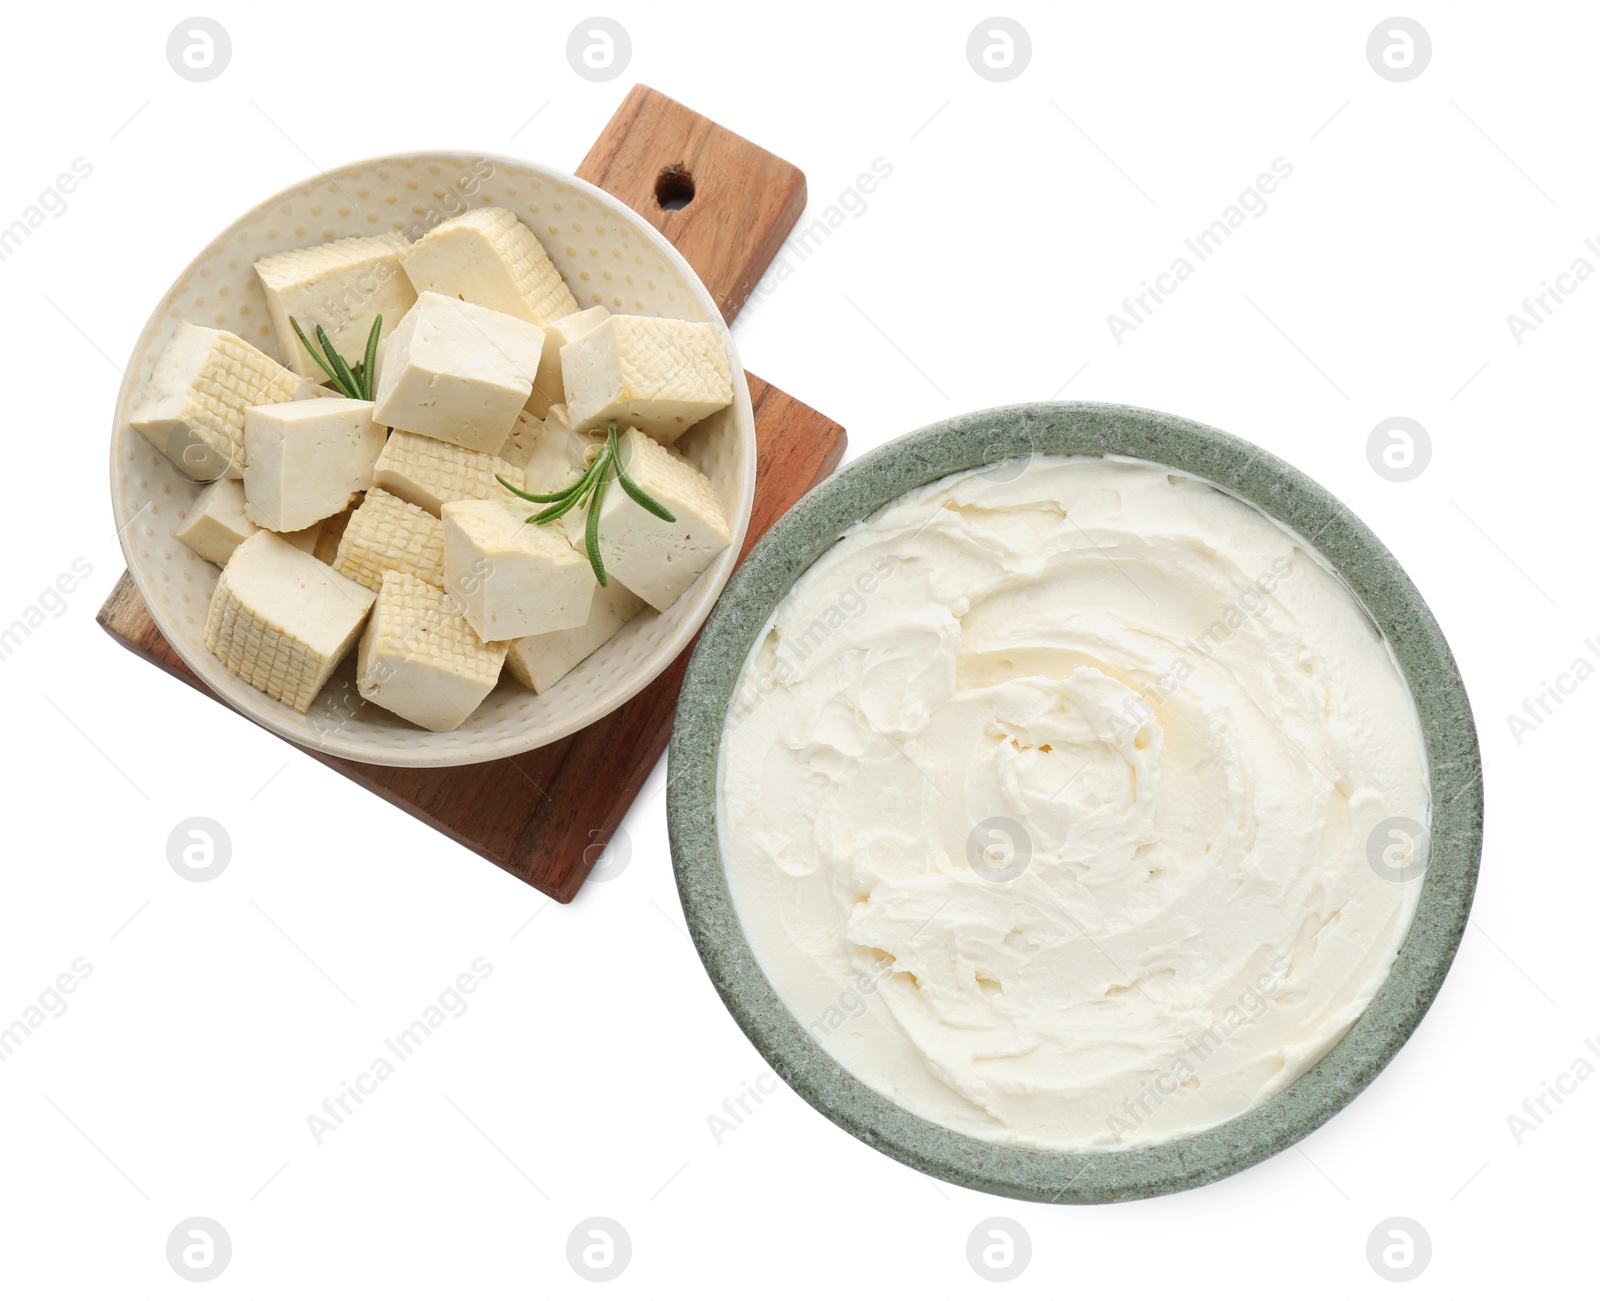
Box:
left=282, top=521, right=326, bottom=555
left=356, top=571, right=506, bottom=732
left=562, top=426, right=731, bottom=611
left=442, top=498, right=596, bottom=641
left=242, top=398, right=387, bottom=532
left=528, top=305, right=609, bottom=416
left=177, top=478, right=257, bottom=567
left=312, top=498, right=359, bottom=566
left=373, top=429, right=523, bottom=516
left=332, top=488, right=445, bottom=591
left=176, top=478, right=327, bottom=568
left=561, top=315, right=734, bottom=445
left=255, top=233, right=417, bottom=381
left=505, top=580, right=645, bottom=694
left=371, top=292, right=544, bottom=453
left=401, top=206, right=578, bottom=326
left=500, top=408, right=597, bottom=495
left=204, top=530, right=375, bottom=713
left=131, top=323, right=309, bottom=480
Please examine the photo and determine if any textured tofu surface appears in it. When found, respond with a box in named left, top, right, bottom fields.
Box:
left=255, top=233, right=416, bottom=380
left=402, top=206, right=578, bottom=326
left=176, top=477, right=257, bottom=567
left=242, top=397, right=387, bottom=532
left=563, top=426, right=731, bottom=611
left=529, top=305, right=610, bottom=416
left=132, top=323, right=307, bottom=480
left=371, top=292, right=544, bottom=454
left=333, top=488, right=445, bottom=590
left=442, top=498, right=596, bottom=641
left=505, top=580, right=644, bottom=694
left=203, top=531, right=375, bottom=713
left=373, top=429, right=523, bottom=516
left=356, top=571, right=507, bottom=732
left=561, top=315, right=734, bottom=444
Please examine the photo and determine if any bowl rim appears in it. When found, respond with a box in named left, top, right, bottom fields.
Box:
left=109, top=148, right=757, bottom=767
left=667, top=400, right=1484, bottom=1203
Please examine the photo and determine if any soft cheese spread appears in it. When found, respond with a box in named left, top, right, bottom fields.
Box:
left=716, top=455, right=1430, bottom=1150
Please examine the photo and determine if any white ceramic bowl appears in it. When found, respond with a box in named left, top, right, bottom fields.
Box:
left=109, top=151, right=756, bottom=767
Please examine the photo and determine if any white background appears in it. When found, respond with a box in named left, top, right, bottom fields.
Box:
left=0, top=1, right=1590, bottom=1295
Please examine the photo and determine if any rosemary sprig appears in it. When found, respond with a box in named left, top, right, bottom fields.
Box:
left=497, top=422, right=677, bottom=586
left=585, top=447, right=609, bottom=583
left=290, top=315, right=383, bottom=401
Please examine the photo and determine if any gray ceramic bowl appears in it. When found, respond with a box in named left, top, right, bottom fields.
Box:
left=667, top=402, right=1483, bottom=1203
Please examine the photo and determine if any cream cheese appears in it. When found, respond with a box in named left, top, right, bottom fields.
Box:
left=716, top=455, right=1430, bottom=1151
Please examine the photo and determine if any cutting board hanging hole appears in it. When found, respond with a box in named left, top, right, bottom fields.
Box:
left=655, top=164, right=695, bottom=210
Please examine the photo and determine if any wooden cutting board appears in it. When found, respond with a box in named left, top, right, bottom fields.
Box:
left=97, top=85, right=846, bottom=902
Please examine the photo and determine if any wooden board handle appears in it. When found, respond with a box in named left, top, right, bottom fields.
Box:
left=577, top=86, right=807, bottom=322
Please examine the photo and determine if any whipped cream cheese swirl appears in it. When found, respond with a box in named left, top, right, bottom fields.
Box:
left=717, top=456, right=1429, bottom=1150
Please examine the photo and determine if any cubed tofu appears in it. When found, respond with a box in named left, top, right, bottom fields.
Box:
left=177, top=478, right=257, bottom=567
left=332, top=488, right=445, bottom=591
left=401, top=206, right=578, bottom=325
left=373, top=429, right=523, bottom=516
left=282, top=521, right=326, bottom=555
left=312, top=498, right=359, bottom=566
left=356, top=571, right=506, bottom=732
left=255, top=233, right=416, bottom=380
left=442, top=498, right=596, bottom=641
left=242, top=398, right=387, bottom=532
left=371, top=292, right=543, bottom=454
left=203, top=530, right=375, bottom=713
left=500, top=408, right=597, bottom=495
left=504, top=580, right=644, bottom=693
left=131, top=323, right=309, bottom=480
left=176, top=478, right=327, bottom=568
left=561, top=315, right=734, bottom=445
left=528, top=305, right=610, bottom=416
left=563, top=426, right=731, bottom=611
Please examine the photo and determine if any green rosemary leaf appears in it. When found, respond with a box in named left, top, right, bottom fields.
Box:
left=531, top=455, right=603, bottom=523
left=611, top=427, right=677, bottom=522
left=497, top=473, right=577, bottom=505
left=497, top=435, right=626, bottom=585
left=586, top=455, right=609, bottom=586
left=532, top=495, right=584, bottom=525
left=360, top=315, right=382, bottom=401
left=289, top=316, right=339, bottom=385
left=317, top=324, right=360, bottom=398
left=574, top=444, right=610, bottom=508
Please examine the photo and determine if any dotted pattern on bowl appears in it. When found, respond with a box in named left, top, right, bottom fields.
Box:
left=112, top=152, right=755, bottom=766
